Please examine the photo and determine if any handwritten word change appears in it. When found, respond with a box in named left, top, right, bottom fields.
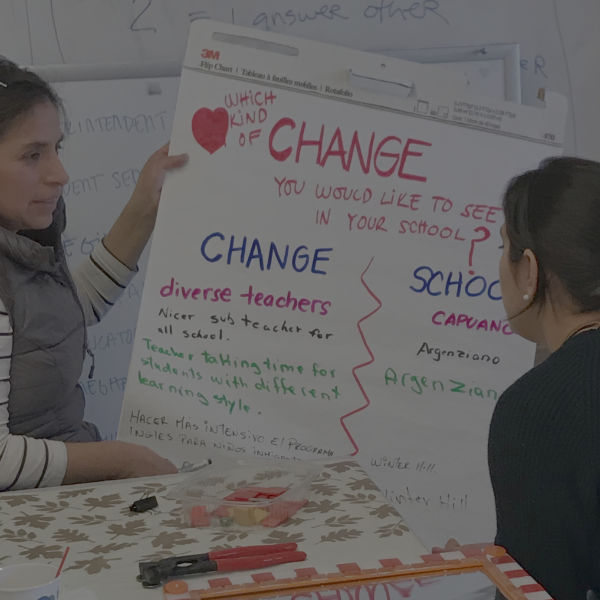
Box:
left=200, top=232, right=332, bottom=274
left=269, top=117, right=432, bottom=181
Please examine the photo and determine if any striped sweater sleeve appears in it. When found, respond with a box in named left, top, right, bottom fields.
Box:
left=71, top=240, right=138, bottom=326
left=0, top=302, right=67, bottom=490
left=0, top=241, right=138, bottom=490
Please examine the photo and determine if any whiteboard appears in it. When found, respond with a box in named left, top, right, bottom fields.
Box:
left=0, top=3, right=29, bottom=61
left=1, top=0, right=596, bottom=159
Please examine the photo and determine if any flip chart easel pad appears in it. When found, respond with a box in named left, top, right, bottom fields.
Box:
left=118, top=21, right=566, bottom=546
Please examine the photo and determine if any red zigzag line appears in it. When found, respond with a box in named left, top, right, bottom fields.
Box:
left=340, top=257, right=381, bottom=456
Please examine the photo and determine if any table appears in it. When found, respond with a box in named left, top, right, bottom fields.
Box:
left=0, top=459, right=427, bottom=599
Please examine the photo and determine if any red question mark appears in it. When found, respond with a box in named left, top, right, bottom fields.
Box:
left=468, top=226, right=491, bottom=274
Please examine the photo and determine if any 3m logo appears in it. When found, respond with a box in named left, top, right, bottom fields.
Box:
left=201, top=49, right=220, bottom=60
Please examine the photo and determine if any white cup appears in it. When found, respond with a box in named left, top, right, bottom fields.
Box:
left=0, top=563, right=60, bottom=599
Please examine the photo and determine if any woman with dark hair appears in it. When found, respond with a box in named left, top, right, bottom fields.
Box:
left=0, top=58, right=188, bottom=490
left=489, top=156, right=600, bottom=599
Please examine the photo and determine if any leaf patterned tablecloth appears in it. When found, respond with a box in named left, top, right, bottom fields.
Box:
left=0, top=460, right=427, bottom=598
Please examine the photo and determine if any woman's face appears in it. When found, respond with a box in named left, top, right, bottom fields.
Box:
left=0, top=100, right=68, bottom=232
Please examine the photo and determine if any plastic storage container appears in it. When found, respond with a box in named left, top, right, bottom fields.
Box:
left=176, top=457, right=321, bottom=529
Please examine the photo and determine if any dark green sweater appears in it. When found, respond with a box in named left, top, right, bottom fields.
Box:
left=488, top=329, right=600, bottom=599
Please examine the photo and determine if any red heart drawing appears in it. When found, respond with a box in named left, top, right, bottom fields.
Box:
left=191, top=107, right=229, bottom=154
